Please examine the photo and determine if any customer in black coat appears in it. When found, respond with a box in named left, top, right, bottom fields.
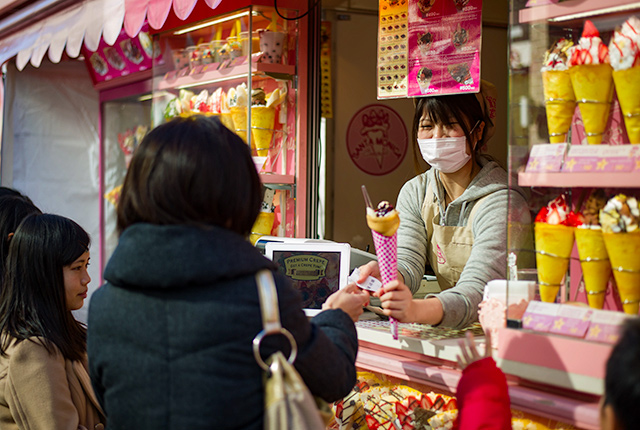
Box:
left=87, top=115, right=369, bottom=430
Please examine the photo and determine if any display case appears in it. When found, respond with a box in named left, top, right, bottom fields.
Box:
left=501, top=0, right=640, bottom=410
left=150, top=0, right=307, bottom=244
left=99, top=81, right=153, bottom=274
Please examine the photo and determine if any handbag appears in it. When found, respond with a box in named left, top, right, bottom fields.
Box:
left=253, top=269, right=330, bottom=430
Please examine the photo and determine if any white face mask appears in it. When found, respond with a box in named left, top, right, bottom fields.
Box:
left=417, top=122, right=479, bottom=173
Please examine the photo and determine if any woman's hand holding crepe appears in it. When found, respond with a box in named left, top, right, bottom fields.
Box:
left=373, top=279, right=416, bottom=322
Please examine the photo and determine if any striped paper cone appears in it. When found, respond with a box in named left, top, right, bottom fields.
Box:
left=372, top=230, right=399, bottom=339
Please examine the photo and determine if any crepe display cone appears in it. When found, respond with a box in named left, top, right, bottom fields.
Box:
left=249, top=212, right=275, bottom=246
left=569, top=64, right=614, bottom=144
left=542, top=70, right=576, bottom=143
left=535, top=223, right=575, bottom=302
left=612, top=67, right=640, bottom=143
left=230, top=106, right=248, bottom=144
left=603, top=232, right=640, bottom=314
left=575, top=228, right=611, bottom=309
left=251, top=106, right=276, bottom=156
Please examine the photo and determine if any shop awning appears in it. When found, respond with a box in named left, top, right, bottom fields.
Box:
left=0, top=0, right=223, bottom=70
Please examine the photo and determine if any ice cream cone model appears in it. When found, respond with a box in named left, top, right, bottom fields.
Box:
left=613, top=67, right=640, bottom=143
left=534, top=195, right=581, bottom=302
left=600, top=194, right=640, bottom=314
left=575, top=228, right=611, bottom=309
left=251, top=106, right=276, bottom=156
left=543, top=71, right=576, bottom=143
left=535, top=223, right=575, bottom=302
left=249, top=212, right=275, bottom=245
left=230, top=106, right=248, bottom=143
left=219, top=112, right=235, bottom=131
left=541, top=39, right=576, bottom=143
left=603, top=232, right=640, bottom=314
left=609, top=17, right=640, bottom=143
left=569, top=21, right=613, bottom=144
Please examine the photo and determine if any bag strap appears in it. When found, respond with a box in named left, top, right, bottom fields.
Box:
left=253, top=269, right=298, bottom=371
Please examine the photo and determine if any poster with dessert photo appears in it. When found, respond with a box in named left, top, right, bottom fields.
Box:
left=82, top=24, right=163, bottom=86
left=377, top=0, right=482, bottom=98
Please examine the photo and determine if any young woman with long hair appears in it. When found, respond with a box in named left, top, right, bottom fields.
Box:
left=0, top=213, right=105, bottom=430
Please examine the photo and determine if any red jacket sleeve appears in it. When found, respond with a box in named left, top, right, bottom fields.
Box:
left=454, top=357, right=511, bottom=430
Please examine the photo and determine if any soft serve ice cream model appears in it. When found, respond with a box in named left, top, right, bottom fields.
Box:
left=610, top=16, right=640, bottom=143
left=541, top=38, right=576, bottom=143
left=568, top=20, right=613, bottom=144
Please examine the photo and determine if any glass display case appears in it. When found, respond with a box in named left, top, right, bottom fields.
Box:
left=150, top=1, right=306, bottom=245
left=501, top=0, right=640, bottom=400
left=507, top=0, right=640, bottom=314
left=100, top=83, right=153, bottom=273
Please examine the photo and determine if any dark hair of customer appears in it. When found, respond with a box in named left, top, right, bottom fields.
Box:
left=411, top=94, right=490, bottom=172
left=604, top=317, right=640, bottom=430
left=117, top=115, right=262, bottom=236
left=0, top=193, right=42, bottom=287
left=0, top=214, right=89, bottom=361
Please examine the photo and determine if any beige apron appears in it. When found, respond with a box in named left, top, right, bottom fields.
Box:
left=422, top=181, right=488, bottom=291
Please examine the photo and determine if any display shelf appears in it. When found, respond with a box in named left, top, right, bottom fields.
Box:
left=357, top=339, right=602, bottom=430
left=518, top=170, right=640, bottom=188
left=496, top=328, right=611, bottom=396
left=157, top=62, right=296, bottom=91
left=519, top=0, right=640, bottom=24
left=260, top=174, right=294, bottom=185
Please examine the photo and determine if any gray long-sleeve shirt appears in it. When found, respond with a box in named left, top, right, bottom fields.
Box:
left=396, top=156, right=530, bottom=328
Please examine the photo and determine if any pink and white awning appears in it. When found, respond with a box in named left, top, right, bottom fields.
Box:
left=0, top=0, right=223, bottom=70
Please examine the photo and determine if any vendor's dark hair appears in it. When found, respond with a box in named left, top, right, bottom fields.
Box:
left=117, top=115, right=262, bottom=236
left=0, top=191, right=42, bottom=291
left=604, top=317, right=640, bottom=430
left=411, top=94, right=486, bottom=173
left=0, top=214, right=90, bottom=361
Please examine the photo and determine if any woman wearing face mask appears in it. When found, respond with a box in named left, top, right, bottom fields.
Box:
left=359, top=82, right=530, bottom=329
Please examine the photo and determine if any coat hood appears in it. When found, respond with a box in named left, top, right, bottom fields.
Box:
left=103, top=223, right=275, bottom=290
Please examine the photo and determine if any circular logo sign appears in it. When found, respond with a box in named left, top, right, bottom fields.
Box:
left=346, top=104, right=408, bottom=176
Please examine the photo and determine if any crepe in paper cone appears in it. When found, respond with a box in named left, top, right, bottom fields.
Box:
left=603, top=231, right=640, bottom=314
left=569, top=64, right=614, bottom=144
left=251, top=106, right=276, bottom=156
left=371, top=230, right=397, bottom=285
left=230, top=106, right=248, bottom=144
left=612, top=66, right=640, bottom=144
left=542, top=70, right=576, bottom=143
left=535, top=223, right=575, bottom=302
left=575, top=228, right=611, bottom=309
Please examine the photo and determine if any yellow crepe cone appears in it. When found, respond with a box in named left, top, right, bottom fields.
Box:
left=535, top=223, right=575, bottom=302
left=251, top=106, right=276, bottom=156
left=612, top=66, right=640, bottom=144
left=230, top=106, right=249, bottom=144
left=569, top=64, right=614, bottom=144
left=542, top=70, right=576, bottom=143
left=249, top=212, right=276, bottom=246
left=575, top=228, right=611, bottom=309
left=603, top=231, right=640, bottom=314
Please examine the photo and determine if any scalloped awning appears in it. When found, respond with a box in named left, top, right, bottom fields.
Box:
left=0, top=0, right=223, bottom=70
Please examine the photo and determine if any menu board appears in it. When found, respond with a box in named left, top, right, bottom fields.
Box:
left=82, top=24, right=163, bottom=86
left=377, top=0, right=482, bottom=99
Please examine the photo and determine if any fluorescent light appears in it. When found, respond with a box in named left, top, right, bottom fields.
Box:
left=137, top=91, right=173, bottom=102
left=177, top=73, right=250, bottom=90
left=550, top=3, right=640, bottom=22
left=173, top=11, right=250, bottom=35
